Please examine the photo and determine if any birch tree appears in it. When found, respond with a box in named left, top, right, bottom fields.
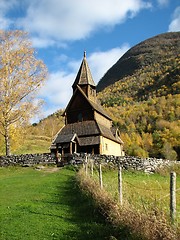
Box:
left=0, top=30, right=48, bottom=155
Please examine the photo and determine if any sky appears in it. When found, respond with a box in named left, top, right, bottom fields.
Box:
left=1, top=0, right=180, bottom=120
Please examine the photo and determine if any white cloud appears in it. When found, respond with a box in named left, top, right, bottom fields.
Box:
left=168, top=6, right=180, bottom=32
left=88, top=44, right=130, bottom=83
left=157, top=0, right=169, bottom=7
left=15, top=0, right=150, bottom=48
left=0, top=0, right=17, bottom=29
left=0, top=16, right=11, bottom=29
left=38, top=44, right=130, bottom=116
left=31, top=37, right=56, bottom=49
left=39, top=71, right=75, bottom=108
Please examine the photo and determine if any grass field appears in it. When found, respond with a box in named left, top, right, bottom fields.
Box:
left=92, top=165, right=180, bottom=225
left=0, top=166, right=119, bottom=240
left=13, top=136, right=51, bottom=155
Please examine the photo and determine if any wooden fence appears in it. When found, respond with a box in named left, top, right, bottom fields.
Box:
left=83, top=160, right=178, bottom=224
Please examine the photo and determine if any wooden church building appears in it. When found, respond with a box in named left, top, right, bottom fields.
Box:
left=51, top=52, right=124, bottom=156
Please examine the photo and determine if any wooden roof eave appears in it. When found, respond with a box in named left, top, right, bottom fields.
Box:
left=76, top=85, right=112, bottom=120
left=62, top=87, right=79, bottom=116
left=62, top=84, right=111, bottom=121
left=51, top=125, right=65, bottom=143
left=62, top=85, right=93, bottom=116
left=95, top=121, right=123, bottom=144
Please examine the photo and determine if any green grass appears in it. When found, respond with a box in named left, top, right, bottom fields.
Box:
left=0, top=166, right=119, bottom=240
left=13, top=138, right=51, bottom=154
left=92, top=166, right=180, bottom=225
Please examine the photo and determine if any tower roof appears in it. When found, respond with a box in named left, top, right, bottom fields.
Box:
left=72, top=51, right=96, bottom=89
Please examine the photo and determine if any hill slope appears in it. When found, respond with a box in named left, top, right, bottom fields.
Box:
left=97, top=32, right=180, bottom=97
left=0, top=110, right=64, bottom=155
left=97, top=32, right=180, bottom=160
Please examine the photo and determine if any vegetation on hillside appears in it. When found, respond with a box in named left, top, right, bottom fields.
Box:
left=97, top=32, right=180, bottom=92
left=98, top=32, right=180, bottom=160
left=98, top=94, right=180, bottom=160
left=0, top=110, right=64, bottom=155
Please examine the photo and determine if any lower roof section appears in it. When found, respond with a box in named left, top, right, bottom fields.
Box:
left=53, top=120, right=122, bottom=145
left=78, top=136, right=100, bottom=146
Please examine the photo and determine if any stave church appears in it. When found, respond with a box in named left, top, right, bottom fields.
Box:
left=51, top=52, right=124, bottom=157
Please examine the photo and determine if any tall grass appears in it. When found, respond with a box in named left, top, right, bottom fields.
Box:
left=77, top=168, right=179, bottom=240
left=92, top=164, right=180, bottom=225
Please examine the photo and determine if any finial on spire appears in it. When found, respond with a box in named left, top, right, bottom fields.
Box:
left=84, top=51, right=86, bottom=58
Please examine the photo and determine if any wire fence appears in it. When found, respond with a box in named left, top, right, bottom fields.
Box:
left=83, top=160, right=179, bottom=225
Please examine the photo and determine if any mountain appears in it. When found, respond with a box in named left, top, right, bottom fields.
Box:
left=97, top=32, right=180, bottom=160
left=97, top=32, right=180, bottom=98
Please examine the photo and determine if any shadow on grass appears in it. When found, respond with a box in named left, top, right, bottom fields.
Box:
left=25, top=169, right=141, bottom=240
left=56, top=175, right=116, bottom=240
left=53, top=170, right=141, bottom=240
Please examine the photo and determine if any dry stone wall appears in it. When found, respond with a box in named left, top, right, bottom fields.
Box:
left=0, top=153, right=56, bottom=167
left=0, top=152, right=176, bottom=173
left=71, top=153, right=175, bottom=173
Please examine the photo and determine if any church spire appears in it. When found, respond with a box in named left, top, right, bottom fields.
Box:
left=72, top=52, right=96, bottom=91
left=72, top=52, right=97, bottom=101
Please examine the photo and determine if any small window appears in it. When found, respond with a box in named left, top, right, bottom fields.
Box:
left=105, top=143, right=108, bottom=151
left=78, top=113, right=83, bottom=122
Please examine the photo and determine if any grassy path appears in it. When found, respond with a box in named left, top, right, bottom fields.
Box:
left=0, top=167, right=117, bottom=240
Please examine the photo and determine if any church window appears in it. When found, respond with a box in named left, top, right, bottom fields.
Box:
left=78, top=113, right=83, bottom=122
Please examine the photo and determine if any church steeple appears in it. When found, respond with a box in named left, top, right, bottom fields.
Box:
left=72, top=52, right=96, bottom=101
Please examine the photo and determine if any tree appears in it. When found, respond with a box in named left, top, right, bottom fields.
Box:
left=0, top=30, right=48, bottom=155
left=161, top=142, right=177, bottom=161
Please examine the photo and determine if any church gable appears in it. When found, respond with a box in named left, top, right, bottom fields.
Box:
left=65, top=87, right=94, bottom=124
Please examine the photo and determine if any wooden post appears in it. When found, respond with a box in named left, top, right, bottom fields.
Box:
left=91, top=160, right=94, bottom=177
left=170, top=172, right=176, bottom=223
left=99, top=163, right=103, bottom=189
left=85, top=162, right=88, bottom=176
left=74, top=142, right=77, bottom=153
left=85, top=155, right=88, bottom=176
left=118, top=165, right=123, bottom=205
left=70, top=142, right=72, bottom=154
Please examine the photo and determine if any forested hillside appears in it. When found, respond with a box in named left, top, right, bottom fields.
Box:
left=98, top=32, right=180, bottom=160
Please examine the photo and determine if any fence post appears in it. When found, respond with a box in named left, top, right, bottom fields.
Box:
left=85, top=155, right=88, bottom=176
left=170, top=171, right=176, bottom=223
left=118, top=165, right=123, bottom=205
left=90, top=160, right=94, bottom=177
left=99, top=163, right=103, bottom=189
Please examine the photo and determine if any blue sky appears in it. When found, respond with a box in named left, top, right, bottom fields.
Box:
left=1, top=0, right=180, bottom=119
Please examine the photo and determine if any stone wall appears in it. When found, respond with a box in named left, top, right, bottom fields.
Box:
left=0, top=152, right=176, bottom=173
left=0, top=153, right=56, bottom=167
left=70, top=153, right=175, bottom=173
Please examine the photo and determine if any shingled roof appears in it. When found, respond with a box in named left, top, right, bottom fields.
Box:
left=53, top=120, right=122, bottom=146
left=57, top=121, right=99, bottom=137
left=54, top=133, right=79, bottom=144
left=72, top=51, right=96, bottom=89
